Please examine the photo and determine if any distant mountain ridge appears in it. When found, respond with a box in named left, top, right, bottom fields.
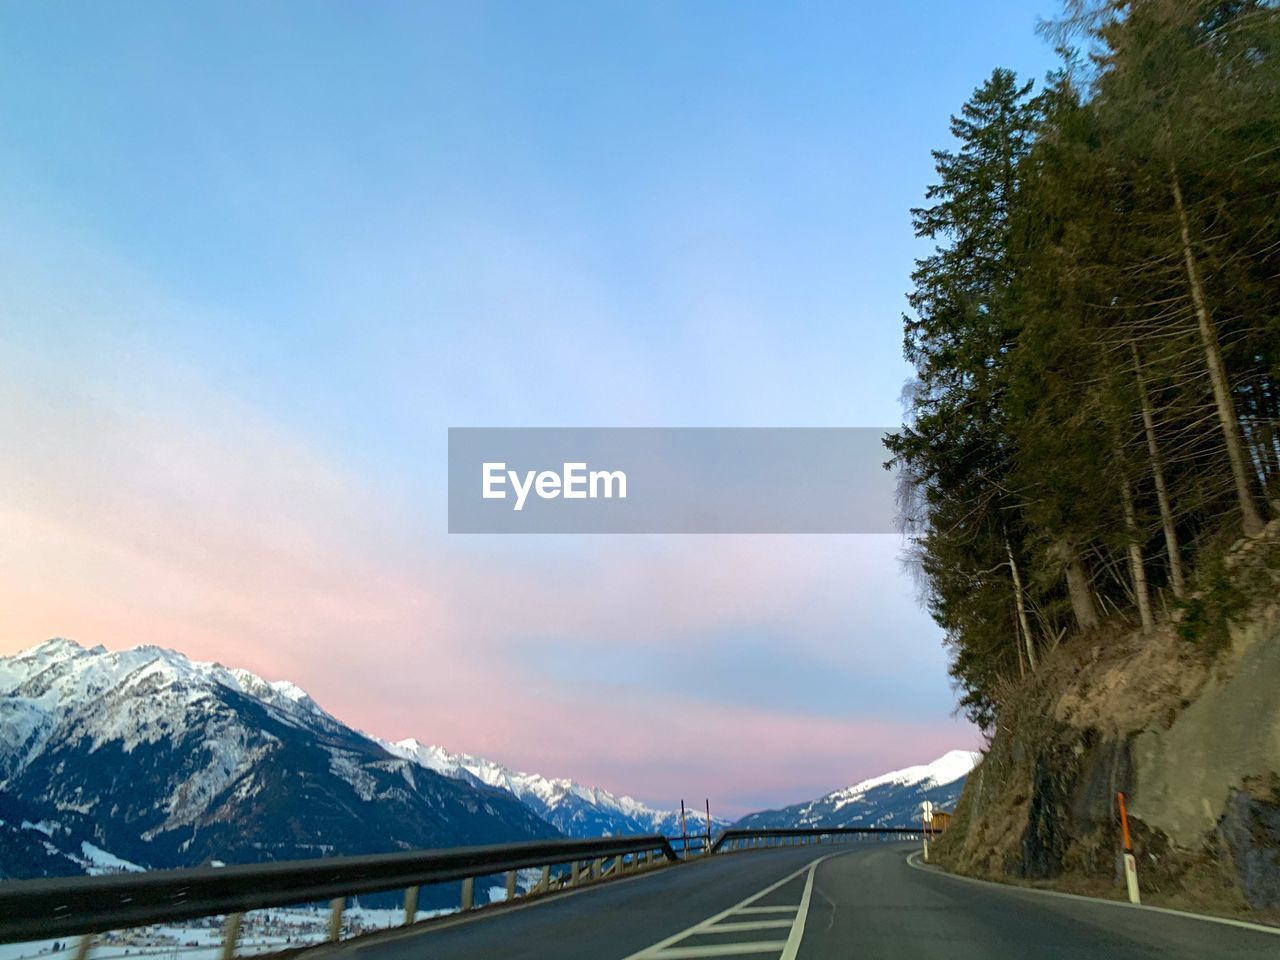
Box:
left=0, top=638, right=722, bottom=881
left=0, top=639, right=556, bottom=879
left=1, top=638, right=968, bottom=884
left=379, top=738, right=727, bottom=838
left=732, top=750, right=980, bottom=830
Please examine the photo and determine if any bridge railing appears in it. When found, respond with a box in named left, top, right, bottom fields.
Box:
left=0, top=834, right=678, bottom=948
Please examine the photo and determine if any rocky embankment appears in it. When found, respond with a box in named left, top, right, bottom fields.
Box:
left=935, top=524, right=1280, bottom=923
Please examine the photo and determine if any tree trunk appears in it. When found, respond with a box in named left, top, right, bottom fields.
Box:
left=1011, top=602, right=1027, bottom=679
left=1169, top=163, right=1265, bottom=536
left=1006, top=536, right=1037, bottom=672
left=1056, top=541, right=1101, bottom=632
left=1131, top=342, right=1185, bottom=598
left=1119, top=469, right=1154, bottom=633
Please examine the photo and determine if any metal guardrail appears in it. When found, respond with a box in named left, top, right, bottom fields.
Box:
left=0, top=834, right=678, bottom=945
left=0, top=826, right=925, bottom=951
left=709, top=826, right=924, bottom=854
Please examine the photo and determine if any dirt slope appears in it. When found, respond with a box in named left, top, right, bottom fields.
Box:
left=934, top=523, right=1280, bottom=923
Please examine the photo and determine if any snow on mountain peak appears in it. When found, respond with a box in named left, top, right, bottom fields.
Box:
left=828, top=749, right=980, bottom=809
left=1, top=639, right=561, bottom=879
left=3, top=639, right=716, bottom=848
left=731, top=748, right=982, bottom=832
left=0, top=639, right=344, bottom=775
left=375, top=735, right=724, bottom=838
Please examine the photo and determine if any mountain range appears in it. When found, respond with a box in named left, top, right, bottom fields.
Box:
left=730, top=749, right=979, bottom=830
left=378, top=738, right=724, bottom=839
left=0, top=639, right=722, bottom=880
left=0, top=638, right=976, bottom=884
left=0, top=638, right=559, bottom=881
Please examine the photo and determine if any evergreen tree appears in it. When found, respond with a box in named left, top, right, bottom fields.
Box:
left=889, top=1, right=1280, bottom=730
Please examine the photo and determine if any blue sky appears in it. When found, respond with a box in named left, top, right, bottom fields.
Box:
left=0, top=1, right=1060, bottom=812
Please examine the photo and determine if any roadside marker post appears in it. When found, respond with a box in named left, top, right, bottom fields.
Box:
left=679, top=800, right=688, bottom=859
left=921, top=801, right=934, bottom=862
left=1117, top=792, right=1141, bottom=904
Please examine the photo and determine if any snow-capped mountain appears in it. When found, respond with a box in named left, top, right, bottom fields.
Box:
left=732, top=750, right=980, bottom=830
left=379, top=738, right=728, bottom=839
left=0, top=639, right=556, bottom=880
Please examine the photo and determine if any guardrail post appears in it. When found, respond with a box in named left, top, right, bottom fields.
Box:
left=0, top=834, right=700, bottom=946
left=403, top=885, right=418, bottom=924
left=220, top=913, right=241, bottom=960
left=327, top=897, right=344, bottom=941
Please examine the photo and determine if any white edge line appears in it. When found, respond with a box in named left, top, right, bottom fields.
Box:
left=622, top=852, right=837, bottom=960
left=778, top=858, right=821, bottom=960
left=905, top=851, right=1280, bottom=937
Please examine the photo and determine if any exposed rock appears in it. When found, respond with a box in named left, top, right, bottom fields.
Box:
left=935, top=530, right=1280, bottom=921
left=1221, top=777, right=1280, bottom=910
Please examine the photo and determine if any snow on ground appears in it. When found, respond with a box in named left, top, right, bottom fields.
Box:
left=80, top=842, right=144, bottom=875
left=0, top=906, right=461, bottom=960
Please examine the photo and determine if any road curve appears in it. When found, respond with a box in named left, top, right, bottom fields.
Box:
left=798, top=843, right=1277, bottom=959
left=312, top=842, right=1279, bottom=960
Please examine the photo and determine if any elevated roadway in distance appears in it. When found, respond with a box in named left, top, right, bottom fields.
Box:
left=308, top=841, right=1279, bottom=959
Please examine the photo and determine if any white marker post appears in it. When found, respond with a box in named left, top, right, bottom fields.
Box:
left=921, top=800, right=934, bottom=862
left=1117, top=792, right=1141, bottom=904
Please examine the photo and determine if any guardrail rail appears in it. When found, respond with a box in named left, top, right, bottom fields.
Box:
left=709, top=826, right=924, bottom=853
left=0, top=826, right=925, bottom=956
left=0, top=834, right=679, bottom=953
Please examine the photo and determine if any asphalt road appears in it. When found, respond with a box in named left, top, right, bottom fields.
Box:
left=313, top=841, right=1279, bottom=960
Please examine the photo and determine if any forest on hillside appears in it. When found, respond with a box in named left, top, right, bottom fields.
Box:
left=888, top=0, right=1280, bottom=728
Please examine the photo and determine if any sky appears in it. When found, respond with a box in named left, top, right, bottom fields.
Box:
left=0, top=1, right=1061, bottom=816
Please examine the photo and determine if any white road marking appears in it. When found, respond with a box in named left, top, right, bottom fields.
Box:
left=643, top=944, right=789, bottom=959
left=623, top=853, right=835, bottom=960
left=905, top=852, right=1280, bottom=936
left=703, top=920, right=794, bottom=932
left=778, top=857, right=820, bottom=960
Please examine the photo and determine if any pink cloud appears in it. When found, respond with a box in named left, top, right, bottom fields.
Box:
left=0, top=345, right=971, bottom=815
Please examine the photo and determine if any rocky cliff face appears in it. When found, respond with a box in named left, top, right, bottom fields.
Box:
left=936, top=527, right=1280, bottom=922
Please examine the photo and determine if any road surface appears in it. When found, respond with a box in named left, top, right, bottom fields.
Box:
left=313, top=842, right=1278, bottom=959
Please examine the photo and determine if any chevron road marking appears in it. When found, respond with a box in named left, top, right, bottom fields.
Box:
left=621, top=853, right=833, bottom=960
